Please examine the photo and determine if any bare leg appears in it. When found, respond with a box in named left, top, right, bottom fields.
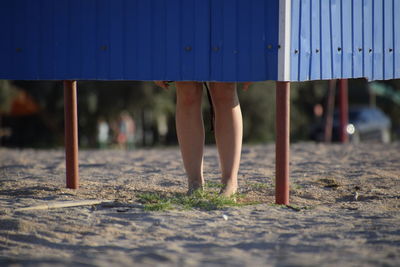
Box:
left=209, top=82, right=243, bottom=196
left=175, top=82, right=205, bottom=193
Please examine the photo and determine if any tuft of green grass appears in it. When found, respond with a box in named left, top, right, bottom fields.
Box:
left=137, top=192, right=172, bottom=211
left=172, top=190, right=239, bottom=211
left=137, top=192, right=164, bottom=203
left=136, top=190, right=250, bottom=212
left=205, top=181, right=225, bottom=189
left=291, top=183, right=304, bottom=190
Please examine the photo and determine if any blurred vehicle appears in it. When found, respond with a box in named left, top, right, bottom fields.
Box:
left=310, top=106, right=391, bottom=143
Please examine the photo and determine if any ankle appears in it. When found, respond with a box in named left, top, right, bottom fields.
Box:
left=187, top=183, right=204, bottom=195
left=221, top=176, right=238, bottom=187
left=220, top=178, right=238, bottom=197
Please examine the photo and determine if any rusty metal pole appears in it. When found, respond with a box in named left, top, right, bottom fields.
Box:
left=275, top=81, right=290, bottom=205
left=338, top=79, right=349, bottom=143
left=324, top=79, right=336, bottom=142
left=64, top=80, right=79, bottom=189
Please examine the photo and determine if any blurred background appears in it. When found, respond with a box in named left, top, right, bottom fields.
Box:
left=0, top=79, right=399, bottom=149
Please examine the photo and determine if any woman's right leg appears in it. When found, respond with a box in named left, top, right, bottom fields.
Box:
left=175, top=82, right=205, bottom=193
left=209, top=82, right=243, bottom=197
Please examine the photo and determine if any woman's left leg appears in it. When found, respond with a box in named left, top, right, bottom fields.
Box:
left=175, top=81, right=205, bottom=193
left=209, top=82, right=243, bottom=196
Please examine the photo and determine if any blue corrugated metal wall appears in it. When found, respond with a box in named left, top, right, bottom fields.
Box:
left=290, top=0, right=400, bottom=81
left=0, top=0, right=279, bottom=81
left=2, top=0, right=398, bottom=82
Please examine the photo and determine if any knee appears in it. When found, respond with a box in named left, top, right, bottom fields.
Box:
left=210, top=82, right=239, bottom=108
left=176, top=82, right=203, bottom=107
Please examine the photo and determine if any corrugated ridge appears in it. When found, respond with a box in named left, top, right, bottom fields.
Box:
left=291, top=0, right=399, bottom=81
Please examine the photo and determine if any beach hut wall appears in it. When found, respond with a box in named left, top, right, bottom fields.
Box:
left=1, top=0, right=398, bottom=82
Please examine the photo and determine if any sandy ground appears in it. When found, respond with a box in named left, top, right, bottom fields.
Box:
left=0, top=142, right=399, bottom=266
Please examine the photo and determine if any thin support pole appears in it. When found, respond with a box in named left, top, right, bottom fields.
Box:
left=324, top=79, right=336, bottom=143
left=275, top=81, right=290, bottom=205
left=64, top=80, right=79, bottom=189
left=338, top=79, right=349, bottom=143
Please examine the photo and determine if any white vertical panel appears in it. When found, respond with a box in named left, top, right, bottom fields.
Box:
left=278, top=0, right=291, bottom=81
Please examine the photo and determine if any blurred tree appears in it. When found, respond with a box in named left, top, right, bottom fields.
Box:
left=2, top=78, right=399, bottom=148
left=0, top=80, right=17, bottom=113
left=375, top=79, right=400, bottom=140
left=290, top=81, right=328, bottom=141
left=75, top=81, right=176, bottom=147
left=238, top=81, right=276, bottom=143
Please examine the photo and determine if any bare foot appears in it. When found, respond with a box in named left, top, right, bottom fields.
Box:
left=219, top=180, right=238, bottom=197
left=187, top=183, right=204, bottom=196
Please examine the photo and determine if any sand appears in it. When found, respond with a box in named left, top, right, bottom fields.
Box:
left=0, top=142, right=399, bottom=266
